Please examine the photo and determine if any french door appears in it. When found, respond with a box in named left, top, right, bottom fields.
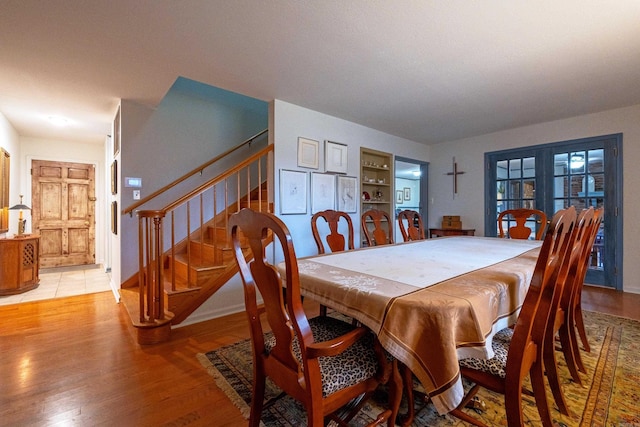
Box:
left=485, top=134, right=622, bottom=289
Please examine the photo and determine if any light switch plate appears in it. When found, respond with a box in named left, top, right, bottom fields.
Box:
left=133, top=190, right=141, bottom=200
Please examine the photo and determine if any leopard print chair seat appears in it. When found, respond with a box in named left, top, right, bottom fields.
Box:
left=459, top=328, right=514, bottom=378
left=266, top=316, right=379, bottom=397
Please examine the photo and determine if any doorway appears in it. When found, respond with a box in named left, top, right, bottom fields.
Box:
left=394, top=157, right=428, bottom=239
left=485, top=134, right=622, bottom=289
left=31, top=160, right=96, bottom=268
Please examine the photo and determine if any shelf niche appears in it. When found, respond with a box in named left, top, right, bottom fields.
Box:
left=360, top=147, right=393, bottom=246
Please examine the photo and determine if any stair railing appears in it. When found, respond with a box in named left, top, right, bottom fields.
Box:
left=131, top=134, right=272, bottom=325
left=123, top=129, right=268, bottom=216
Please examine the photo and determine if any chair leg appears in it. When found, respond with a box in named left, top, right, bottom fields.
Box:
left=399, top=363, right=415, bottom=427
left=449, top=408, right=488, bottom=427
left=569, top=305, right=588, bottom=373
left=449, top=384, right=485, bottom=427
left=249, top=376, right=266, bottom=427
left=319, top=304, right=327, bottom=317
left=527, top=359, right=554, bottom=427
left=543, top=331, right=571, bottom=415
left=383, top=360, right=402, bottom=427
left=575, top=302, right=591, bottom=353
left=558, top=323, right=583, bottom=385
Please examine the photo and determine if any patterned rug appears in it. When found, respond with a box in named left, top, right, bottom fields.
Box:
left=197, top=311, right=640, bottom=426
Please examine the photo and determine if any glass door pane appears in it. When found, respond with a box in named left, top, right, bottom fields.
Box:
left=496, top=156, right=541, bottom=240
left=553, top=148, right=605, bottom=273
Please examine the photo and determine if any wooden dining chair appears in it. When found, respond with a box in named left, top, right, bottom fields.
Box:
left=229, top=208, right=401, bottom=427
left=397, top=209, right=425, bottom=242
left=451, top=206, right=577, bottom=427
left=311, top=209, right=355, bottom=254
left=498, top=208, right=548, bottom=240
left=573, top=207, right=603, bottom=355
left=311, top=209, right=354, bottom=316
left=542, top=207, right=595, bottom=415
left=361, top=209, right=393, bottom=246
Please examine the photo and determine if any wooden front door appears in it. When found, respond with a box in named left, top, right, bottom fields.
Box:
left=32, top=160, right=96, bottom=268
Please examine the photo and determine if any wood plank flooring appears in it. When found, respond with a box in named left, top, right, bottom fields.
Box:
left=0, top=285, right=638, bottom=426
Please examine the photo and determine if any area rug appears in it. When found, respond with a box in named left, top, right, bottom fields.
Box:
left=197, top=311, right=640, bottom=426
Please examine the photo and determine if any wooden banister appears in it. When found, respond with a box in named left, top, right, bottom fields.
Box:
left=123, top=129, right=268, bottom=215
left=133, top=139, right=272, bottom=332
left=163, top=145, right=272, bottom=213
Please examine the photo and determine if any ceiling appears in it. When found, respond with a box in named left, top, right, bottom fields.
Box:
left=2, top=1, right=640, bottom=146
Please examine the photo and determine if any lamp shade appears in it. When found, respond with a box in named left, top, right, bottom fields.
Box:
left=9, top=195, right=30, bottom=210
left=9, top=204, right=30, bottom=210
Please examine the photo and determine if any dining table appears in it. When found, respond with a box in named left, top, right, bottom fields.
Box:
left=280, top=236, right=542, bottom=415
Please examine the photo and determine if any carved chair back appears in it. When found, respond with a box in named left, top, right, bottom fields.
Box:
left=361, top=209, right=393, bottom=246
left=498, top=208, right=548, bottom=240
left=311, top=209, right=355, bottom=254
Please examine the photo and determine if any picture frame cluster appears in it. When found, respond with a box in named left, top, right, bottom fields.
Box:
left=282, top=137, right=356, bottom=214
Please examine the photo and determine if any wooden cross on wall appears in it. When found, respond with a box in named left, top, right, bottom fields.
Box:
left=446, top=157, right=465, bottom=196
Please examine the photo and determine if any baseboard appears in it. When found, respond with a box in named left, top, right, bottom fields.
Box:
left=174, top=301, right=248, bottom=328
left=624, top=286, right=640, bottom=295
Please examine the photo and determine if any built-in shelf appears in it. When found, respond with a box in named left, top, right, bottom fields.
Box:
left=360, top=147, right=393, bottom=245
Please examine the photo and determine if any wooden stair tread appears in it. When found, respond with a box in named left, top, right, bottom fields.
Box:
left=162, top=275, right=202, bottom=295
left=170, top=253, right=228, bottom=270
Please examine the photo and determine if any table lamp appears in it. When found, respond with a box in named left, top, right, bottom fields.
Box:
left=9, top=195, right=31, bottom=236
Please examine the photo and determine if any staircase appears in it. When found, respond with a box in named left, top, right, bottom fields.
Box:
left=121, top=131, right=272, bottom=344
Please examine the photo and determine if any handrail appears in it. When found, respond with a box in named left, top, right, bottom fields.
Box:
left=123, top=128, right=268, bottom=215
left=162, top=145, right=272, bottom=213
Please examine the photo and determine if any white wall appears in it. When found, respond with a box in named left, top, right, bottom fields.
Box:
left=0, top=112, right=21, bottom=237
left=273, top=100, right=431, bottom=258
left=430, top=104, right=640, bottom=293
left=118, top=85, right=268, bottom=282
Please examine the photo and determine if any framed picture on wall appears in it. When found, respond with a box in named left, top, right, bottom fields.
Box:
left=311, top=173, right=336, bottom=213
left=111, top=201, right=118, bottom=235
left=111, top=160, right=117, bottom=195
left=403, top=187, right=411, bottom=201
left=280, top=169, right=308, bottom=214
left=113, top=105, right=121, bottom=157
left=337, top=176, right=357, bottom=213
left=297, top=137, right=319, bottom=169
left=325, top=140, right=348, bottom=174
left=396, top=190, right=404, bottom=204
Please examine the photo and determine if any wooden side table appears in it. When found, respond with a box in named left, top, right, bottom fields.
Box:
left=0, top=235, right=40, bottom=295
left=429, top=228, right=475, bottom=238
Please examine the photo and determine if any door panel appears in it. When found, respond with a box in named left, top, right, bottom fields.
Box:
left=32, top=160, right=96, bottom=268
left=485, top=134, right=622, bottom=289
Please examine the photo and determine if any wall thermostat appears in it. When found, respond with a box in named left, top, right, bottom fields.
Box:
left=125, top=177, right=142, bottom=188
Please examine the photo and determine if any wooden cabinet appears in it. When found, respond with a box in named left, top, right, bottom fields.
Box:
left=0, top=235, right=40, bottom=295
left=429, top=228, right=475, bottom=238
left=360, top=147, right=393, bottom=245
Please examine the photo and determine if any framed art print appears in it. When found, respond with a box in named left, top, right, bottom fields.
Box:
left=111, top=160, right=118, bottom=195
left=311, top=173, right=336, bottom=213
left=113, top=105, right=121, bottom=157
left=337, top=175, right=357, bottom=213
left=297, top=137, right=319, bottom=169
left=111, top=201, right=118, bottom=235
left=325, top=140, right=348, bottom=174
left=280, top=169, right=308, bottom=214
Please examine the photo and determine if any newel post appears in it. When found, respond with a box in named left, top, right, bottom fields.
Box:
left=137, top=210, right=166, bottom=323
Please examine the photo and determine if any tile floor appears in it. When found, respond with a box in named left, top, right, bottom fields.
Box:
left=0, top=264, right=113, bottom=306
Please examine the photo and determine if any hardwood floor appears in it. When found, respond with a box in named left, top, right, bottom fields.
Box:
left=0, top=285, right=638, bottom=426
